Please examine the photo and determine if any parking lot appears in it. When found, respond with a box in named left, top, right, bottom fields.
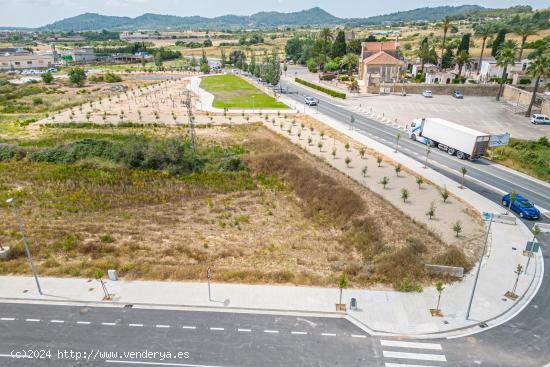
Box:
left=347, top=93, right=549, bottom=140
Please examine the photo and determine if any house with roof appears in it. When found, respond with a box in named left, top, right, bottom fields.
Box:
left=358, top=42, right=404, bottom=87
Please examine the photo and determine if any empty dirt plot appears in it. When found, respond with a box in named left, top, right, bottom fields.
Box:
left=0, top=121, right=473, bottom=289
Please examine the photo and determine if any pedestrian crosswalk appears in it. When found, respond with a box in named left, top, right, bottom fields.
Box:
left=380, top=339, right=447, bottom=366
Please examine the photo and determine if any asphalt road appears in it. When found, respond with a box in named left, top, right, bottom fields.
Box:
left=279, top=79, right=550, bottom=214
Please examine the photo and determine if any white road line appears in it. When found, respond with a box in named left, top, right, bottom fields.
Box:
left=351, top=334, right=367, bottom=338
left=102, top=322, right=117, bottom=326
left=382, top=351, right=447, bottom=362
left=237, top=328, right=251, bottom=332
left=50, top=320, right=64, bottom=323
left=0, top=318, right=15, bottom=321
left=25, top=319, right=40, bottom=322
left=129, top=324, right=143, bottom=327
left=321, top=333, right=336, bottom=337
left=181, top=326, right=197, bottom=329
left=210, top=327, right=224, bottom=331
left=291, top=331, right=308, bottom=335
left=155, top=324, right=170, bottom=328
left=263, top=330, right=279, bottom=334
left=77, top=321, right=91, bottom=325
left=380, top=340, right=442, bottom=350
left=105, top=360, right=225, bottom=366
left=385, top=364, right=440, bottom=367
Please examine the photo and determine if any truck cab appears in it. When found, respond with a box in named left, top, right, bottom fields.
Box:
left=408, top=119, right=430, bottom=145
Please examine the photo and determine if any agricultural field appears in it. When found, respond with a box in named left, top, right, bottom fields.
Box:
left=200, top=74, right=288, bottom=109
left=0, top=122, right=471, bottom=290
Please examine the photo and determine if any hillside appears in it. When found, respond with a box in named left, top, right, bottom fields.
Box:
left=35, top=5, right=492, bottom=31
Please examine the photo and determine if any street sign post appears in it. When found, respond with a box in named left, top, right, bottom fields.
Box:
left=524, top=241, right=539, bottom=275
left=207, top=267, right=212, bottom=301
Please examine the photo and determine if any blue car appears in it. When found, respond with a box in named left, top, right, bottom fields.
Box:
left=501, top=194, right=541, bottom=219
left=452, top=90, right=464, bottom=99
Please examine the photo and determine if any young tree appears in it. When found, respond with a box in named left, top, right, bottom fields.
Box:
left=525, top=53, right=550, bottom=117
left=345, top=142, right=350, bottom=151
left=426, top=201, right=436, bottom=219
left=453, top=220, right=462, bottom=237
left=440, top=186, right=449, bottom=203
left=395, top=164, right=402, bottom=176
left=380, top=176, right=389, bottom=189
left=435, top=281, right=445, bottom=311
left=512, top=264, right=523, bottom=295
left=416, top=176, right=424, bottom=189
left=359, top=147, right=366, bottom=159
left=317, top=141, right=323, bottom=151
left=338, top=273, right=347, bottom=305
left=332, top=147, right=337, bottom=159
left=308, top=137, right=312, bottom=145
left=361, top=166, right=368, bottom=177
left=377, top=156, right=383, bottom=167
left=460, top=166, right=468, bottom=188
left=345, top=156, right=351, bottom=167
left=401, top=188, right=409, bottom=203
left=395, top=132, right=401, bottom=152
left=424, top=146, right=431, bottom=168
left=508, top=191, right=518, bottom=214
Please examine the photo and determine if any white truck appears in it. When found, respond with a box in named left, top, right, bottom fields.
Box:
left=408, top=118, right=490, bottom=160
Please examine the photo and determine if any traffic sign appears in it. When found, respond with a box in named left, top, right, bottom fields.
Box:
left=525, top=241, right=540, bottom=253
left=207, top=267, right=212, bottom=279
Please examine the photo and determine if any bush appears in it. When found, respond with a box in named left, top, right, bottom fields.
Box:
left=320, top=74, right=336, bottom=81
left=295, top=78, right=346, bottom=99
left=306, top=59, right=318, bottom=73
left=519, top=78, right=532, bottom=85
left=338, top=75, right=350, bottom=82
left=32, top=97, right=43, bottom=105
left=103, top=72, right=122, bottom=83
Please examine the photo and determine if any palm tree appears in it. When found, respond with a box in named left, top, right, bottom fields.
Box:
left=474, top=23, right=494, bottom=71
left=455, top=50, right=470, bottom=78
left=417, top=38, right=432, bottom=76
left=525, top=53, right=550, bottom=117
left=515, top=22, right=538, bottom=61
left=439, top=17, right=451, bottom=69
left=495, top=45, right=516, bottom=101
left=319, top=28, right=333, bottom=67
left=340, top=53, right=359, bottom=77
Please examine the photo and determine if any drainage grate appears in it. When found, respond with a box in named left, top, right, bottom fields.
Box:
left=479, top=322, right=488, bottom=328
left=124, top=304, right=134, bottom=308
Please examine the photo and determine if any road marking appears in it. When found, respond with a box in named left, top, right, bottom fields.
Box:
left=0, top=318, right=15, bottom=321
left=291, top=331, right=308, bottom=335
left=382, top=351, right=446, bottom=362
left=50, top=320, right=64, bottom=323
left=25, top=319, right=40, bottom=322
left=263, top=330, right=279, bottom=334
left=321, top=333, right=336, bottom=337
left=385, top=364, right=440, bottom=367
left=210, top=327, right=224, bottom=331
left=129, top=324, right=143, bottom=327
left=101, top=322, right=117, bottom=326
left=380, top=340, right=442, bottom=350
left=77, top=321, right=91, bottom=325
left=105, top=360, right=225, bottom=367
left=155, top=324, right=170, bottom=328
left=237, top=328, right=251, bottom=332
left=182, top=326, right=196, bottom=329
left=351, top=334, right=367, bottom=338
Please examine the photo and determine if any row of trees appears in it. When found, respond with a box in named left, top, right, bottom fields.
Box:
left=221, top=48, right=282, bottom=86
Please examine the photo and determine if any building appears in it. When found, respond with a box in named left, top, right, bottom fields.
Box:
left=0, top=48, right=54, bottom=70
left=359, top=51, right=405, bottom=87
left=360, top=41, right=400, bottom=60
left=61, top=46, right=97, bottom=63
left=479, top=59, right=530, bottom=82
left=120, top=32, right=152, bottom=41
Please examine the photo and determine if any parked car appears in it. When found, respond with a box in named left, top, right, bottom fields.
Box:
left=501, top=193, right=541, bottom=219
left=452, top=90, right=464, bottom=99
left=421, top=90, right=433, bottom=98
left=531, top=114, right=550, bottom=125
left=304, top=96, right=317, bottom=106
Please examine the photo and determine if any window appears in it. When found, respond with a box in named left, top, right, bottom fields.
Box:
left=27, top=61, right=33, bottom=65
left=15, top=61, right=20, bottom=65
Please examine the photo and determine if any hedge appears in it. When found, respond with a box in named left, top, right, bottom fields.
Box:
left=295, top=78, right=346, bottom=99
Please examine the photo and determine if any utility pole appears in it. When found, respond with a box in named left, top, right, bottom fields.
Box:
left=466, top=213, right=493, bottom=320
left=6, top=198, right=42, bottom=295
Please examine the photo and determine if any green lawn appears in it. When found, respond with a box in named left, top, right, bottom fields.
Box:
left=200, top=74, right=288, bottom=110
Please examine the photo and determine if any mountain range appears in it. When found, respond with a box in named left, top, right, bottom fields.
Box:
left=26, top=5, right=487, bottom=32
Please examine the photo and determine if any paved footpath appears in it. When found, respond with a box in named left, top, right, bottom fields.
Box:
left=0, top=77, right=544, bottom=340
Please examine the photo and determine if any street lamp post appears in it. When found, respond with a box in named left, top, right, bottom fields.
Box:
left=466, top=212, right=493, bottom=320
left=6, top=198, right=43, bottom=295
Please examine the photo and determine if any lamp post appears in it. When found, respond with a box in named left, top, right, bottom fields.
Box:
left=466, top=212, right=493, bottom=320
left=6, top=198, right=42, bottom=295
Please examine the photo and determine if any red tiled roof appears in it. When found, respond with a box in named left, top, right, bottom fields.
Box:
left=362, top=41, right=398, bottom=52
left=362, top=51, right=404, bottom=66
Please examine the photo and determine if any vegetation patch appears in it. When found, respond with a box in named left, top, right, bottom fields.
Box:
left=491, top=137, right=550, bottom=182
left=200, top=74, right=288, bottom=109
left=295, top=78, right=346, bottom=99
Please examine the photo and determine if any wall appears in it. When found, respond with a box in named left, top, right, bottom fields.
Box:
left=368, top=83, right=501, bottom=96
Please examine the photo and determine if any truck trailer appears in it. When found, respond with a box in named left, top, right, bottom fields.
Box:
left=408, top=118, right=490, bottom=160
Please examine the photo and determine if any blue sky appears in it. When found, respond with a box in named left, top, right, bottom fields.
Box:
left=0, top=0, right=547, bottom=27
